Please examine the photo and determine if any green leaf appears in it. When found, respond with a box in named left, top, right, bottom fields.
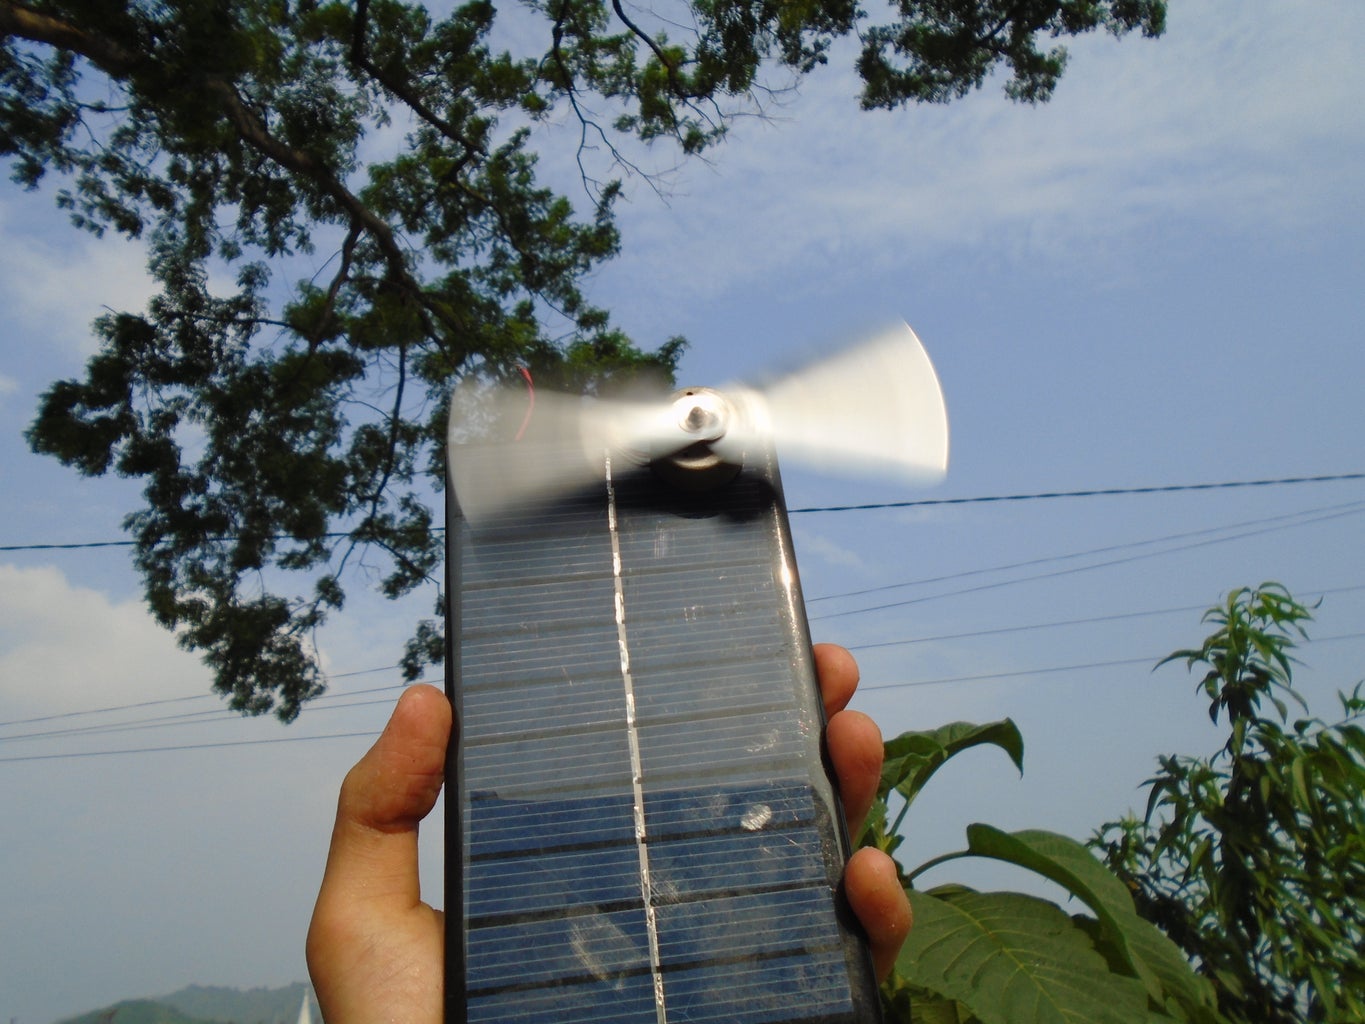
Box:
left=1075, top=914, right=1224, bottom=1023
left=1089, top=585, right=1365, bottom=1023
left=1289, top=753, right=1312, bottom=809
left=898, top=887, right=1155, bottom=1024
left=882, top=720, right=1024, bottom=806
left=910, top=996, right=978, bottom=1023
left=963, top=827, right=1169, bottom=1000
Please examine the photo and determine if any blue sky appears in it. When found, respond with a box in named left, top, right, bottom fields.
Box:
left=3, top=3, right=1365, bottom=1021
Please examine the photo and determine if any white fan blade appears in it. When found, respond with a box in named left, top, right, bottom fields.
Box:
left=449, top=322, right=948, bottom=522
left=719, top=323, right=948, bottom=482
left=448, top=384, right=682, bottom=522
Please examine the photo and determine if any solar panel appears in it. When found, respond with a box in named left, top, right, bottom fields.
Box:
left=444, top=441, right=882, bottom=1023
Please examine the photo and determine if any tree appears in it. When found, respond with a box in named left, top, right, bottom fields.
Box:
left=862, top=720, right=1225, bottom=1023
left=3, top=0, right=1166, bottom=718
left=1091, top=585, right=1365, bottom=1023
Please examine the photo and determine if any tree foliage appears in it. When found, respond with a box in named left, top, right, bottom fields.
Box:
left=2, top=0, right=1166, bottom=717
left=1091, top=585, right=1365, bottom=1023
left=863, top=720, right=1223, bottom=1023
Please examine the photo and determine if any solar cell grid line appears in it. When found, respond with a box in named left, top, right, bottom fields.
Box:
left=604, top=453, right=669, bottom=1024
left=446, top=442, right=882, bottom=1023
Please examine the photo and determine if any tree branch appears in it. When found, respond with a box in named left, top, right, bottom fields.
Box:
left=0, top=1, right=139, bottom=76
left=348, top=0, right=485, bottom=165
left=546, top=5, right=665, bottom=199
left=201, top=76, right=408, bottom=272
left=307, top=218, right=362, bottom=351
left=1, top=2, right=468, bottom=340
left=367, top=339, right=408, bottom=513
left=610, top=0, right=686, bottom=87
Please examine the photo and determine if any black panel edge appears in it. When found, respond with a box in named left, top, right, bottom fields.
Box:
left=446, top=443, right=884, bottom=1024
left=444, top=481, right=467, bottom=1023
left=765, top=454, right=886, bottom=1024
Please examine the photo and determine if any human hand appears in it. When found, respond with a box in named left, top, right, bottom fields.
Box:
left=307, top=680, right=449, bottom=1023
left=813, top=643, right=915, bottom=980
left=307, top=644, right=911, bottom=1022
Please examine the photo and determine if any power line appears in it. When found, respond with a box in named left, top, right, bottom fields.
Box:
left=0, top=691, right=215, bottom=729
left=3, top=472, right=1362, bottom=552
left=0, top=539, right=140, bottom=552
left=848, top=605, right=1205, bottom=652
left=860, top=631, right=1365, bottom=692
left=808, top=503, right=1365, bottom=622
left=10, top=632, right=1363, bottom=763
left=1, top=684, right=422, bottom=744
left=12, top=582, right=1363, bottom=741
left=863, top=656, right=1155, bottom=690
left=5, top=506, right=1350, bottom=730
left=4, top=476, right=1361, bottom=744
left=0, top=730, right=381, bottom=763
left=330, top=664, right=408, bottom=680
left=805, top=499, right=1365, bottom=604
left=7, top=575, right=1363, bottom=739
left=0, top=674, right=419, bottom=731
left=845, top=584, right=1365, bottom=652
left=790, top=471, right=1365, bottom=514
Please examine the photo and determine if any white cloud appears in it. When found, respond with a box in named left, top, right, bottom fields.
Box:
left=0, top=199, right=156, bottom=359
left=0, top=563, right=211, bottom=718
left=593, top=1, right=1365, bottom=319
left=0, top=561, right=375, bottom=1024
left=796, top=529, right=868, bottom=572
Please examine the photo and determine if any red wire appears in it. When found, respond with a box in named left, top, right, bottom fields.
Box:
left=512, top=365, right=535, bottom=441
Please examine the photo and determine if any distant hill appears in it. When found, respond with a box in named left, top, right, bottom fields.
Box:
left=157, top=984, right=310, bottom=1024
left=54, top=999, right=212, bottom=1024
left=53, top=983, right=312, bottom=1024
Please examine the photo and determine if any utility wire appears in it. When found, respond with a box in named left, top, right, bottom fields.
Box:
left=845, top=583, right=1365, bottom=652
left=790, top=472, right=1365, bottom=514
left=848, top=605, right=1206, bottom=652
left=1, top=684, right=423, bottom=744
left=7, top=574, right=1364, bottom=738
left=859, top=631, right=1365, bottom=692
left=0, top=691, right=214, bottom=729
left=0, top=676, right=419, bottom=731
left=0, top=730, right=380, bottom=763
left=7, top=500, right=1355, bottom=729
left=809, top=503, right=1365, bottom=622
left=3, top=472, right=1362, bottom=552
left=8, top=632, right=1364, bottom=763
left=862, top=656, right=1157, bottom=690
left=806, top=499, right=1365, bottom=604
left=5, top=478, right=1362, bottom=741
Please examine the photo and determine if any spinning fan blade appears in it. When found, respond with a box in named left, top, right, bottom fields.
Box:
left=447, top=385, right=681, bottom=522
left=449, top=322, right=948, bottom=522
left=721, top=322, right=948, bottom=483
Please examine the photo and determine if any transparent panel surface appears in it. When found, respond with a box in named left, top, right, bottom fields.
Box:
left=446, top=448, right=880, bottom=1023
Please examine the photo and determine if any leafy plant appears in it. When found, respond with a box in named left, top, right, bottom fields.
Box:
left=1091, top=585, right=1365, bottom=1022
left=863, top=721, right=1224, bottom=1023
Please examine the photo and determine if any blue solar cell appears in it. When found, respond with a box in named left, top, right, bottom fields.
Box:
left=446, top=449, right=880, bottom=1022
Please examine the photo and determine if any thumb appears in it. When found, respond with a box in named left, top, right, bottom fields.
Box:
left=316, top=684, right=451, bottom=910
